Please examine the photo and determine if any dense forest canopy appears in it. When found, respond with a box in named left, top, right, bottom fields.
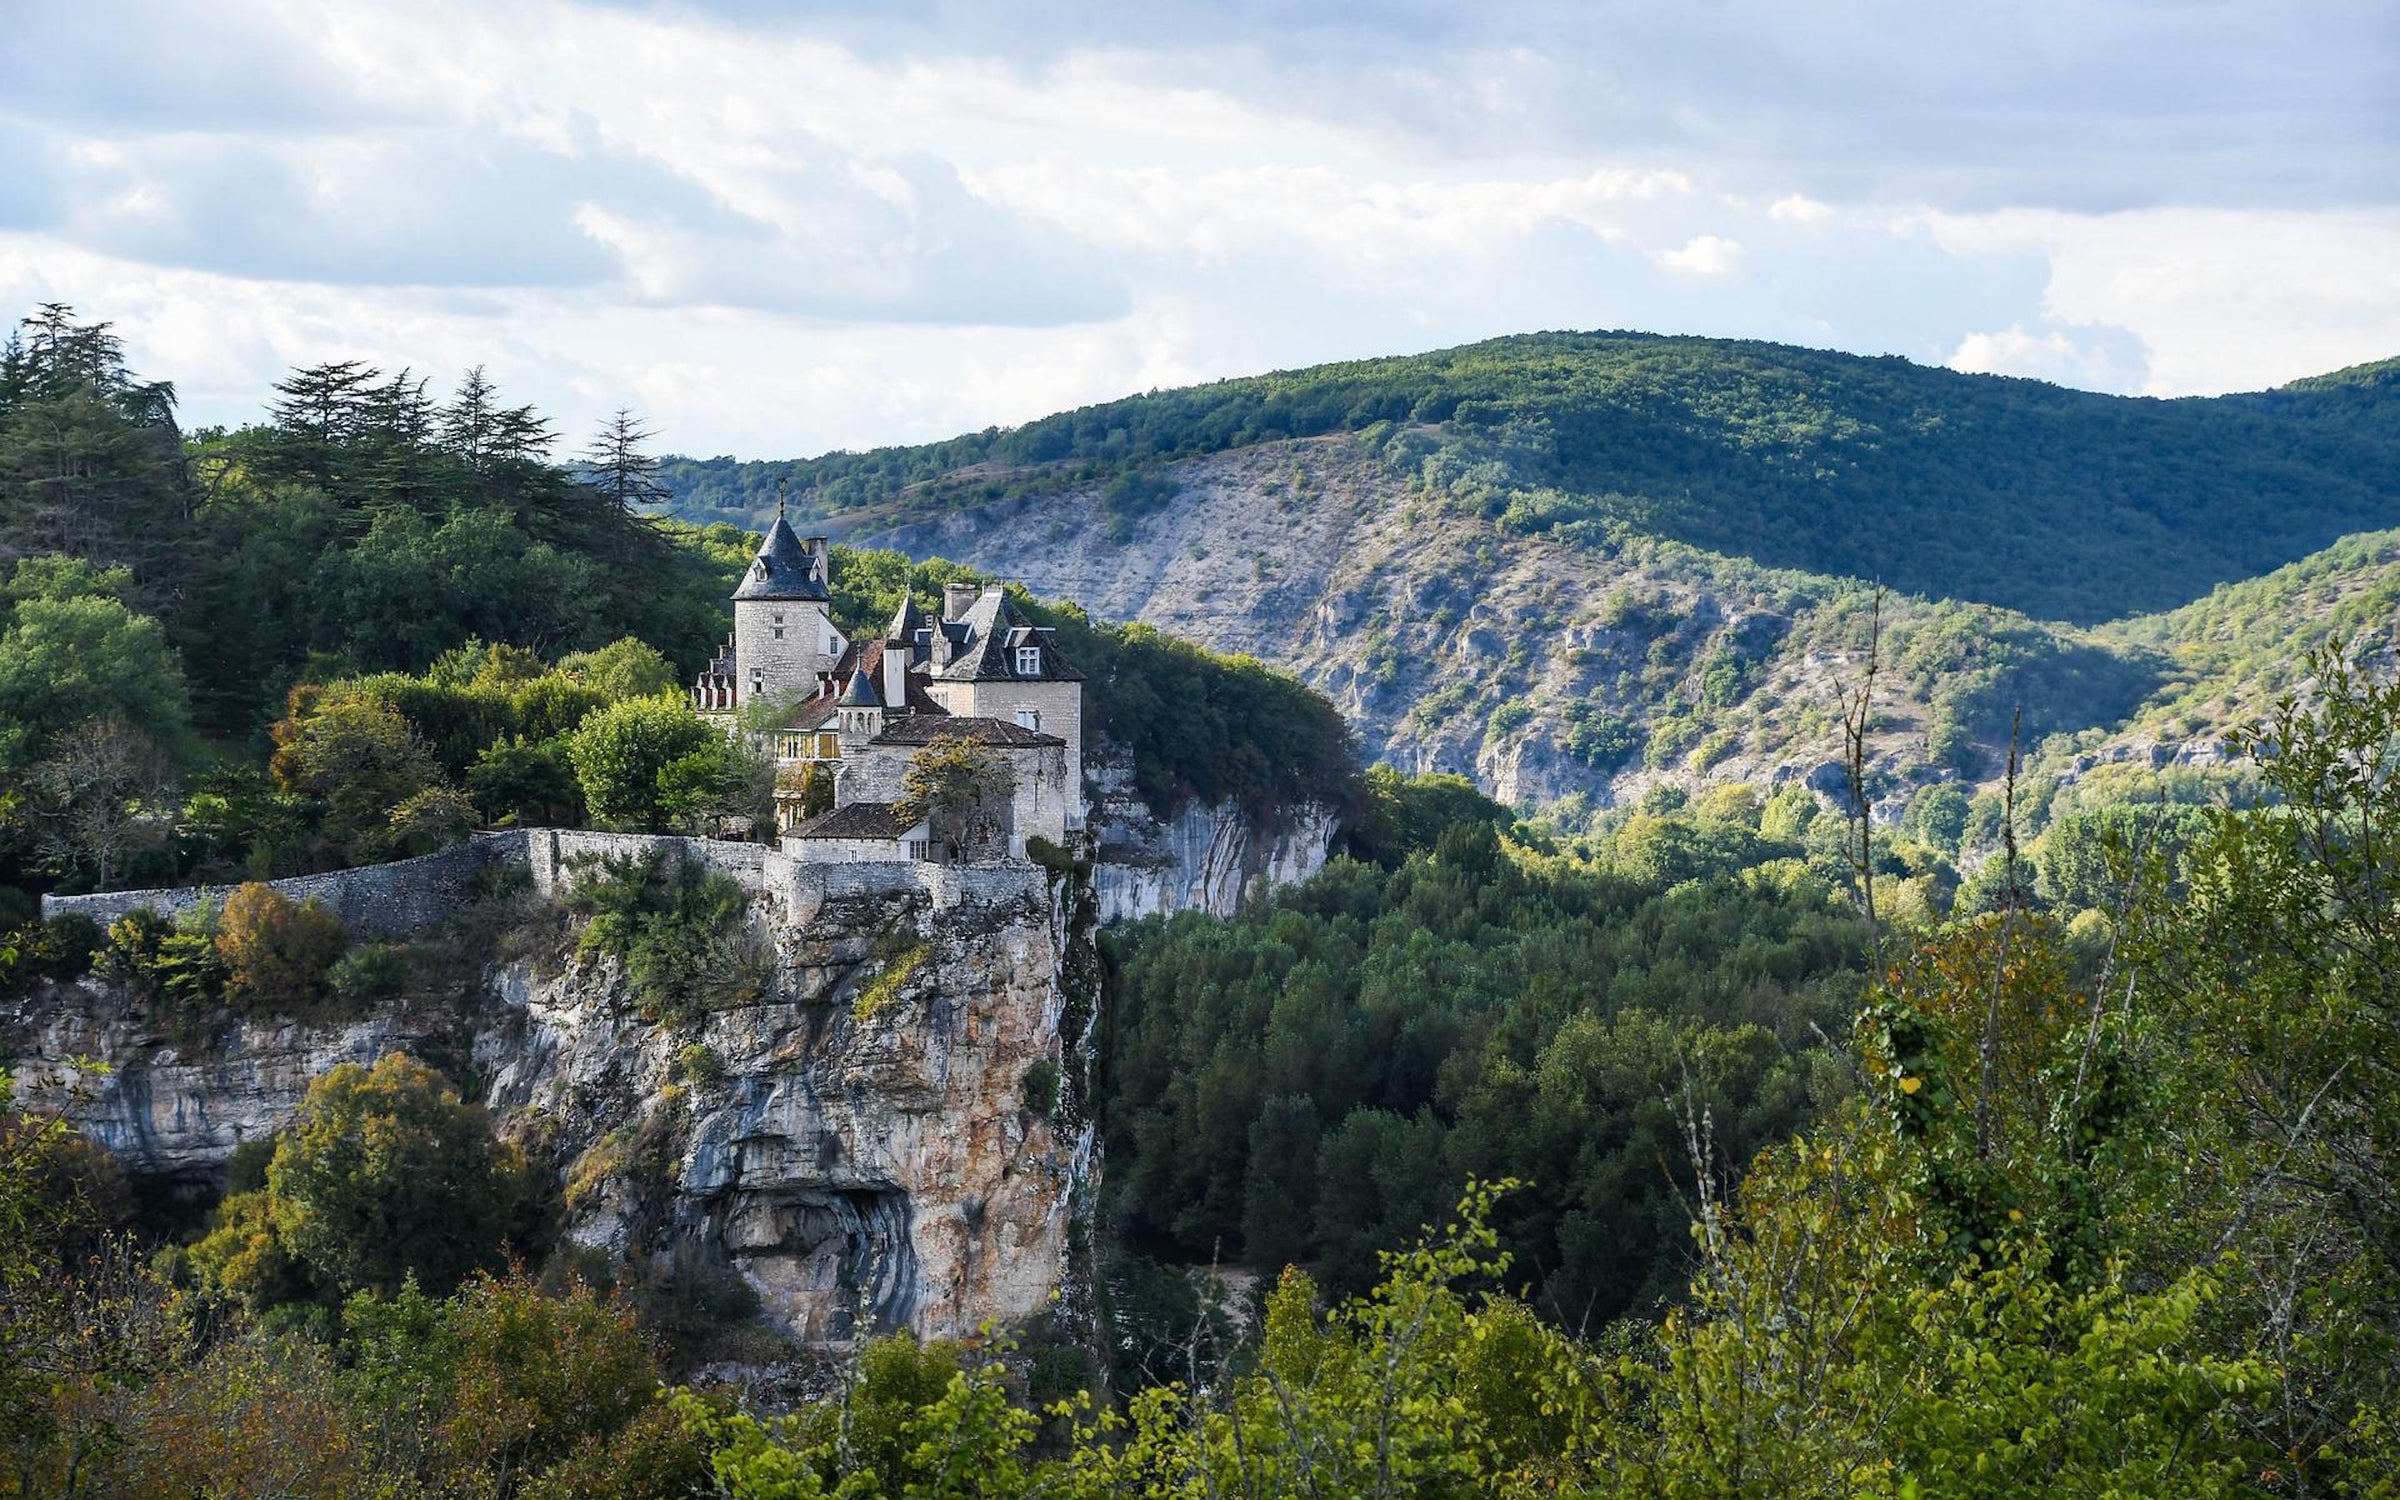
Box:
left=658, top=331, right=2400, bottom=624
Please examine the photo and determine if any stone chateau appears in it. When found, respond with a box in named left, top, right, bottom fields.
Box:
left=692, top=511, right=1084, bottom=863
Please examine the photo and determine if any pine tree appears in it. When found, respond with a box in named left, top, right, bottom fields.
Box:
left=439, top=366, right=500, bottom=472
left=267, top=360, right=379, bottom=491
left=579, top=409, right=668, bottom=516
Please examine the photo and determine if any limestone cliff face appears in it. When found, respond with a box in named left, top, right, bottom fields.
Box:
left=1087, top=753, right=1337, bottom=923
left=11, top=833, right=1096, bottom=1347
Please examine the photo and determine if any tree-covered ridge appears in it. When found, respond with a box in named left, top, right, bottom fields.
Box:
left=659, top=330, right=2400, bottom=624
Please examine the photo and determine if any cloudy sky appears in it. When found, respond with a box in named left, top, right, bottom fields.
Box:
left=3, top=0, right=2395, bottom=458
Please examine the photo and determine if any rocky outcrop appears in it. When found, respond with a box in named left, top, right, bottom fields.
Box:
left=1087, top=752, right=1337, bottom=922
left=12, top=833, right=1097, bottom=1347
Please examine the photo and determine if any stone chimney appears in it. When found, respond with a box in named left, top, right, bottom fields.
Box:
left=943, top=581, right=978, bottom=621
left=882, top=639, right=909, bottom=712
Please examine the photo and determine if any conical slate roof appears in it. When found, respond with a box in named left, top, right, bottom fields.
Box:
left=837, top=666, right=882, bottom=707
left=733, top=515, right=829, bottom=602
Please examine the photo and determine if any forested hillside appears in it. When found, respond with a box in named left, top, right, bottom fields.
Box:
left=660, top=331, right=2400, bottom=625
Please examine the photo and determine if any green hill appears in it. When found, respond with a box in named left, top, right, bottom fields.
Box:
left=659, top=332, right=2400, bottom=625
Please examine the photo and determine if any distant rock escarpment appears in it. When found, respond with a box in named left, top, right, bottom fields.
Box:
left=15, top=832, right=1099, bottom=1345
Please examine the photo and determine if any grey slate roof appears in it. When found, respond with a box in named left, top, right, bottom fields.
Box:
left=837, top=667, right=882, bottom=707
left=733, top=515, right=829, bottom=602
left=790, top=802, right=917, bottom=840
left=927, top=588, right=1084, bottom=683
left=869, top=714, right=1065, bottom=749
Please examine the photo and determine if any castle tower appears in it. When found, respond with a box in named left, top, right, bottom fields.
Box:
left=732, top=506, right=845, bottom=705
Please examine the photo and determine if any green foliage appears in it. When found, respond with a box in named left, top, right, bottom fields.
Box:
left=678, top=1184, right=1616, bottom=1499
left=468, top=734, right=585, bottom=825
left=1104, top=832, right=1862, bottom=1315
left=1, top=308, right=739, bottom=750
left=895, top=739, right=1014, bottom=860
left=95, top=903, right=227, bottom=1011
left=0, top=567, right=192, bottom=775
left=1020, top=1057, right=1061, bottom=1118
left=852, top=941, right=928, bottom=1023
left=191, top=1052, right=537, bottom=1306
left=325, top=941, right=405, bottom=1006
left=565, top=695, right=720, bottom=831
left=268, top=689, right=440, bottom=865
left=559, top=635, right=681, bottom=702
left=565, top=849, right=764, bottom=1023
left=1342, top=765, right=1511, bottom=866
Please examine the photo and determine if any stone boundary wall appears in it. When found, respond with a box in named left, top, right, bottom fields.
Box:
left=42, top=829, right=1049, bottom=939
left=38, top=838, right=509, bottom=938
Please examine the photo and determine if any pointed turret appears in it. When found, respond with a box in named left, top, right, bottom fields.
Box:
left=734, top=514, right=830, bottom=602
left=837, top=666, right=882, bottom=708
left=837, top=663, right=887, bottom=741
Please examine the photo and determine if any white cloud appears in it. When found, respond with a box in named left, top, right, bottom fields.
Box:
left=1947, top=323, right=2147, bottom=393
left=1767, top=194, right=1831, bottom=224
left=1652, top=235, right=1743, bottom=276
left=1924, top=206, right=2400, bottom=393
left=0, top=0, right=2391, bottom=457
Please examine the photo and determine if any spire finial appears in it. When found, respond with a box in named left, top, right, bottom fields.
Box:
left=775, top=475, right=788, bottom=522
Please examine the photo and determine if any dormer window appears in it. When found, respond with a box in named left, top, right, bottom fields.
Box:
left=1015, top=646, right=1042, bottom=676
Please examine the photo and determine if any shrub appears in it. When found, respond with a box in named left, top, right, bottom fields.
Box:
left=1021, top=1057, right=1062, bottom=1118
left=468, top=736, right=584, bottom=826
left=96, top=904, right=226, bottom=1010
left=852, top=942, right=928, bottom=1023
left=325, top=942, right=406, bottom=1006
left=384, top=785, right=479, bottom=857
left=676, top=1042, right=725, bottom=1087
left=216, top=883, right=347, bottom=1012
left=565, top=851, right=764, bottom=1023
left=194, top=1053, right=536, bottom=1303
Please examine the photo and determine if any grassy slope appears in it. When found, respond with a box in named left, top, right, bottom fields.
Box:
left=659, top=333, right=2400, bottom=626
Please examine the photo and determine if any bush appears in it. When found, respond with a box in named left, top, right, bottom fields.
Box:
left=96, top=904, right=226, bottom=1010
left=464, top=738, right=575, bottom=834
left=190, top=1053, right=537, bottom=1304
left=215, top=883, right=347, bottom=1012
left=384, top=785, right=478, bottom=857
left=1021, top=1058, right=1061, bottom=1118
left=325, top=942, right=406, bottom=1006
left=565, top=851, right=764, bottom=1023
